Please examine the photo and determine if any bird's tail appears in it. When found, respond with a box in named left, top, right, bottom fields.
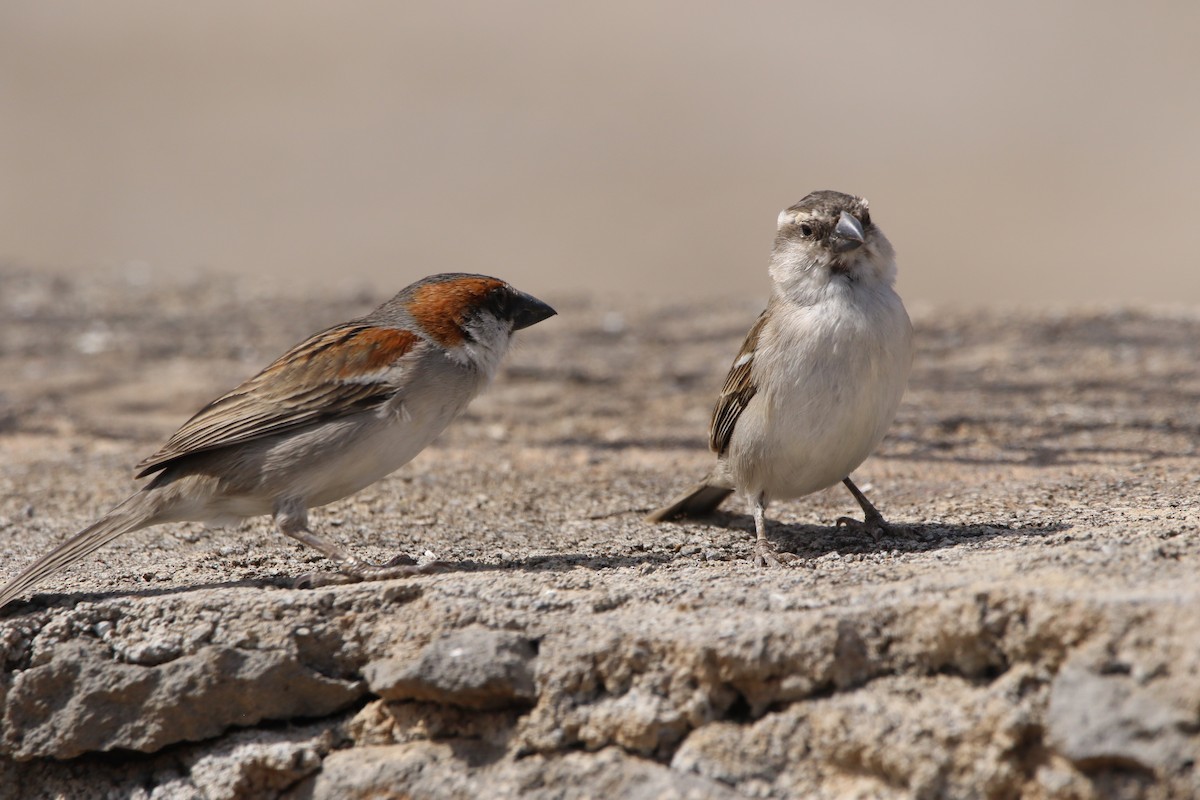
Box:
left=0, top=493, right=154, bottom=609
left=645, top=481, right=735, bottom=523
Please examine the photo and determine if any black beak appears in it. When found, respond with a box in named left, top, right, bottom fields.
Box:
left=510, top=291, right=557, bottom=331
left=829, top=210, right=866, bottom=254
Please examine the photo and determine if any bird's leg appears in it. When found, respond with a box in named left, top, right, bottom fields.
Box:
left=751, top=492, right=797, bottom=567
left=836, top=477, right=890, bottom=540
left=273, top=500, right=441, bottom=589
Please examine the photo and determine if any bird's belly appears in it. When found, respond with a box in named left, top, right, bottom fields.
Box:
left=298, top=399, right=470, bottom=509
left=748, top=400, right=884, bottom=498
left=725, top=319, right=909, bottom=500
left=184, top=419, right=442, bottom=524
left=296, top=418, right=441, bottom=507
left=195, top=393, right=474, bottom=519
left=722, top=401, right=876, bottom=501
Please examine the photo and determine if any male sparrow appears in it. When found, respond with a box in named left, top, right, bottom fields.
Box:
left=0, top=273, right=556, bottom=607
left=647, top=191, right=913, bottom=566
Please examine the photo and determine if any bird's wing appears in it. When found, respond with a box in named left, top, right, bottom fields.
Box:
left=135, top=323, right=422, bottom=477
left=709, top=311, right=768, bottom=456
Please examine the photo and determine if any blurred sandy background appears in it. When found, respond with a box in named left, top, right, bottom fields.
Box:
left=1, top=1, right=1198, bottom=308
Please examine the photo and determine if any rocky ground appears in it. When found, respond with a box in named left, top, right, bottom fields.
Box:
left=1, top=267, right=1198, bottom=799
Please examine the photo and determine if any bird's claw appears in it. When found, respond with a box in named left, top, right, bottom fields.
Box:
left=752, top=540, right=800, bottom=568
left=836, top=514, right=890, bottom=542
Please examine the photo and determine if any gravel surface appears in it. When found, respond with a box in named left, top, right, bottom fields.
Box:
left=1, top=268, right=1199, bottom=798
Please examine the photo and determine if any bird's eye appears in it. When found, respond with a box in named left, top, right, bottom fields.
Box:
left=799, top=223, right=814, bottom=237
left=860, top=210, right=871, bottom=227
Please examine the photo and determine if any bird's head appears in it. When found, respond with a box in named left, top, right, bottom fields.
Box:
left=769, top=191, right=896, bottom=299
left=372, top=273, right=556, bottom=375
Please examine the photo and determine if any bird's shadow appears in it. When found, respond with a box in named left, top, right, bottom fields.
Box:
left=688, top=509, right=1067, bottom=559
left=1, top=514, right=1063, bottom=615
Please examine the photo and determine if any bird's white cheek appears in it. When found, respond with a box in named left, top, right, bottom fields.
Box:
left=454, top=317, right=514, bottom=381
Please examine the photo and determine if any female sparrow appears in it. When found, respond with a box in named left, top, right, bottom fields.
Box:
left=0, top=273, right=555, bottom=607
left=647, top=191, right=913, bottom=566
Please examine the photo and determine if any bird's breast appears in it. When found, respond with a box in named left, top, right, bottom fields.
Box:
left=725, top=289, right=912, bottom=499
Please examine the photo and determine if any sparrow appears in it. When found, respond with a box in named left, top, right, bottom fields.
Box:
left=0, top=273, right=556, bottom=608
left=646, top=191, right=913, bottom=566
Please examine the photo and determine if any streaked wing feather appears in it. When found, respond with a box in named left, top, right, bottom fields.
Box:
left=135, top=324, right=420, bottom=477
left=709, top=311, right=767, bottom=456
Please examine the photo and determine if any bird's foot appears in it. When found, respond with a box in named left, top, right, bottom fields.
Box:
left=293, top=554, right=448, bottom=590
left=752, top=539, right=800, bottom=568
left=836, top=512, right=890, bottom=542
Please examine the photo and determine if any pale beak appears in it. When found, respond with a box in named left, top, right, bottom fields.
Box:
left=829, top=211, right=866, bottom=253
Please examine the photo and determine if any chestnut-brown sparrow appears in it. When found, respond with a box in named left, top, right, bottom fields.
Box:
left=0, top=273, right=555, bottom=607
left=647, top=191, right=913, bottom=566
